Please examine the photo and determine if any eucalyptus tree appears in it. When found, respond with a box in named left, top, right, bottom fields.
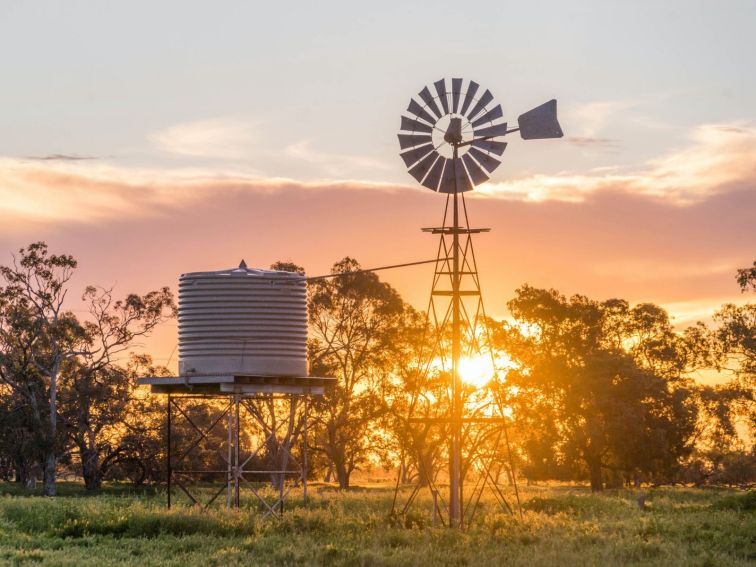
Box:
left=0, top=242, right=81, bottom=495
left=383, top=306, right=447, bottom=486
left=684, top=262, right=755, bottom=485
left=308, top=258, right=405, bottom=488
left=59, top=285, right=175, bottom=490
left=0, top=243, right=175, bottom=493
left=496, top=285, right=697, bottom=491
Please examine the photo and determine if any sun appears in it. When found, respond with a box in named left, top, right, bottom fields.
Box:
left=428, top=353, right=519, bottom=389
left=458, top=355, right=496, bottom=389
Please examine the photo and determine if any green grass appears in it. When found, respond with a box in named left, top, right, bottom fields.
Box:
left=0, top=482, right=753, bottom=566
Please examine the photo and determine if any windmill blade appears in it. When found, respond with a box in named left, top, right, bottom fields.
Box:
left=407, top=99, right=436, bottom=125
left=462, top=154, right=488, bottom=185
left=451, top=78, right=463, bottom=113
left=471, top=138, right=507, bottom=156
left=422, top=155, right=446, bottom=191
left=438, top=158, right=456, bottom=194
left=465, top=89, right=494, bottom=121
left=454, top=158, right=473, bottom=192
left=470, top=104, right=503, bottom=128
left=462, top=153, right=490, bottom=186
left=460, top=81, right=479, bottom=116
left=398, top=133, right=432, bottom=150
left=400, top=115, right=433, bottom=134
left=418, top=86, right=443, bottom=119
left=438, top=157, right=472, bottom=193
left=468, top=147, right=502, bottom=173
left=408, top=151, right=440, bottom=183
left=400, top=143, right=434, bottom=168
left=473, top=122, right=509, bottom=138
left=434, top=79, right=449, bottom=115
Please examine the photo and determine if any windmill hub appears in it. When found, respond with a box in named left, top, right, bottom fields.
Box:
left=443, top=116, right=464, bottom=145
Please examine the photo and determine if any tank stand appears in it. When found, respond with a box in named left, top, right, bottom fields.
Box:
left=166, top=393, right=310, bottom=517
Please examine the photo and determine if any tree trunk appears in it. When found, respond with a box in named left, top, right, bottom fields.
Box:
left=43, top=451, right=56, bottom=496
left=26, top=462, right=41, bottom=490
left=335, top=458, right=350, bottom=489
left=44, top=361, right=58, bottom=497
left=587, top=454, right=603, bottom=492
left=81, top=447, right=102, bottom=491
left=417, top=449, right=433, bottom=487
left=14, top=455, right=28, bottom=486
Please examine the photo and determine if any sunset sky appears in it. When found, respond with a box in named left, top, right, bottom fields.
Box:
left=0, top=1, right=754, bottom=371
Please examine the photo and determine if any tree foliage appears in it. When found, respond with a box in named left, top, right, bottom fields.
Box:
left=496, top=286, right=698, bottom=490
left=0, top=243, right=175, bottom=492
left=308, top=258, right=405, bottom=488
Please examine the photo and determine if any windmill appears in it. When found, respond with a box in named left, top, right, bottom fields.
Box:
left=394, top=78, right=563, bottom=529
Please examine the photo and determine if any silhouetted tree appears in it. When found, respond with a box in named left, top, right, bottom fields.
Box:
left=682, top=262, right=755, bottom=486
left=736, top=261, right=756, bottom=293
left=0, top=242, right=80, bottom=496
left=0, top=243, right=175, bottom=493
left=308, top=258, right=405, bottom=488
left=383, top=307, right=447, bottom=486
left=59, top=286, right=175, bottom=490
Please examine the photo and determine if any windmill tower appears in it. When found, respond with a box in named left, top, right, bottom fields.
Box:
left=394, top=78, right=563, bottom=529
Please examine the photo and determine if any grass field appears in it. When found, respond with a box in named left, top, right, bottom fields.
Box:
left=0, top=482, right=753, bottom=566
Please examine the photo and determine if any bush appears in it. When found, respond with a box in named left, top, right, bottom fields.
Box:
left=712, top=490, right=756, bottom=512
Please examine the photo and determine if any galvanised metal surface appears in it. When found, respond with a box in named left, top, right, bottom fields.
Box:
left=178, top=262, right=307, bottom=377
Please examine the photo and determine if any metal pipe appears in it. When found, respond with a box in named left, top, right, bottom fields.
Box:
left=449, top=146, right=462, bottom=529
left=235, top=394, right=240, bottom=507
left=167, top=394, right=172, bottom=509
left=303, top=396, right=309, bottom=505
left=227, top=398, right=233, bottom=509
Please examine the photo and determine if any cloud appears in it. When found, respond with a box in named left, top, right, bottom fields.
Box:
left=0, top=158, right=407, bottom=226
left=660, top=295, right=751, bottom=327
left=591, top=259, right=739, bottom=281
left=476, top=123, right=756, bottom=205
left=285, top=139, right=391, bottom=177
left=0, top=122, right=754, bottom=229
left=24, top=154, right=98, bottom=161
left=149, top=117, right=257, bottom=159
left=567, top=137, right=619, bottom=148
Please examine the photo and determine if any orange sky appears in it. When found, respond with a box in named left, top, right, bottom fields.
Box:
left=0, top=145, right=753, bottom=372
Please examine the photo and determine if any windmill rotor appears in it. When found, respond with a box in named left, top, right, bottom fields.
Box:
left=398, top=77, right=562, bottom=194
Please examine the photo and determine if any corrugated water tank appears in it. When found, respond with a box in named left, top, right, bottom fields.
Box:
left=178, top=261, right=307, bottom=377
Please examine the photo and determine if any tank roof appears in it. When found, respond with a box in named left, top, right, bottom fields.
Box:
left=180, top=262, right=305, bottom=280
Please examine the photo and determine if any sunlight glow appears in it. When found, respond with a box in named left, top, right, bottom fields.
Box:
left=459, top=355, right=496, bottom=389
left=428, top=352, right=520, bottom=390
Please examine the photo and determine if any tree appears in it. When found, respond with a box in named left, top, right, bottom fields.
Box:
left=682, top=262, right=755, bottom=486
left=308, top=258, right=405, bottom=488
left=736, top=260, right=756, bottom=293
left=0, top=242, right=80, bottom=496
left=105, top=355, right=172, bottom=486
left=59, top=286, right=175, bottom=490
left=0, top=380, right=43, bottom=487
left=384, top=307, right=448, bottom=486
left=497, top=286, right=698, bottom=491
left=705, top=262, right=754, bottom=452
